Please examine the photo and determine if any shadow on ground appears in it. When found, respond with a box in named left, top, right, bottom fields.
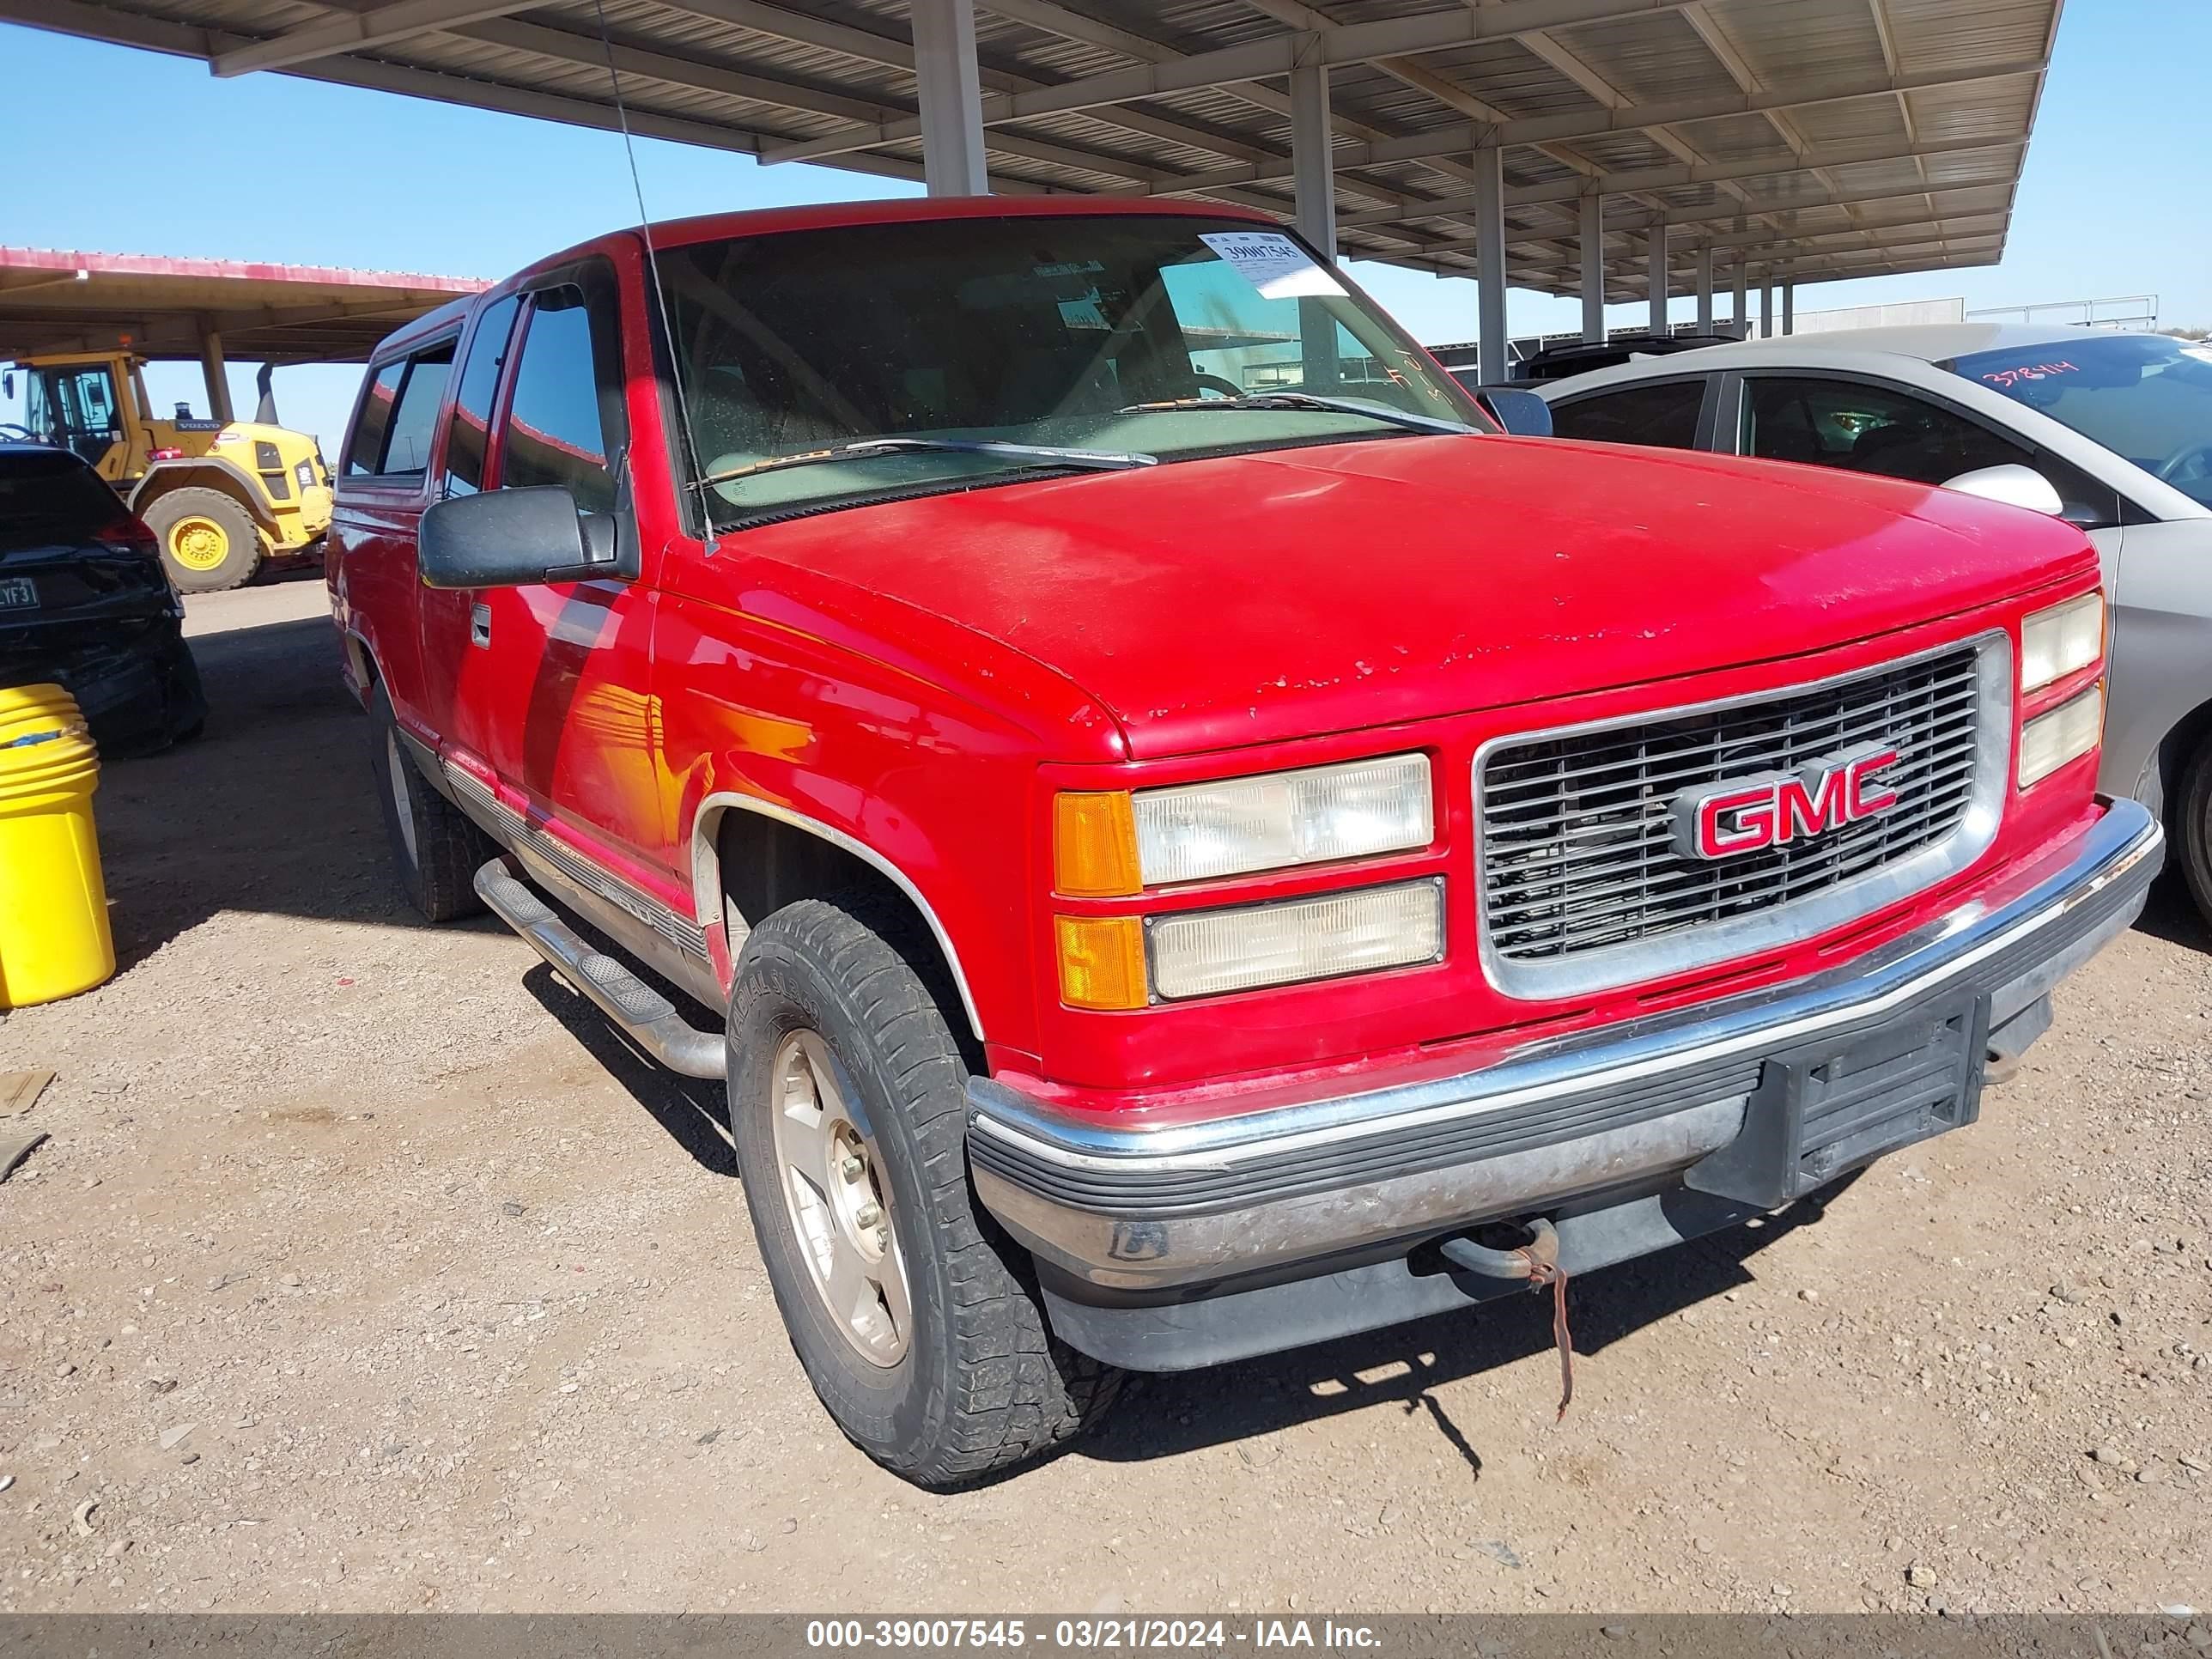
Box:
left=94, top=610, right=432, bottom=969
left=1076, top=1189, right=1839, bottom=1474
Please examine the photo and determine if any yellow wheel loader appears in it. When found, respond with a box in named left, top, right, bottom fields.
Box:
left=3, top=351, right=331, bottom=593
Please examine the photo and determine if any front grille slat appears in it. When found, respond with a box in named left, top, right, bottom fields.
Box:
left=1482, top=689, right=1981, bottom=809
left=1479, top=644, right=1990, bottom=975
left=1480, top=750, right=1983, bottom=891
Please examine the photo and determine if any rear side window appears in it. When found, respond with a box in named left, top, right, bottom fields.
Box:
left=1550, top=379, right=1705, bottom=449
left=344, top=342, right=455, bottom=479
left=379, top=343, right=455, bottom=477
left=1741, top=376, right=2033, bottom=485
left=440, top=295, right=521, bottom=499
left=0, top=447, right=122, bottom=550
left=344, top=361, right=406, bottom=477
left=500, top=281, right=627, bottom=514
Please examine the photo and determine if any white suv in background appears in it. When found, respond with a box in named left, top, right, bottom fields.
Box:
left=1536, top=326, right=2212, bottom=920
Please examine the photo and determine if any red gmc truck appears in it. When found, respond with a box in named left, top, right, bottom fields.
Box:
left=329, top=197, right=2158, bottom=1489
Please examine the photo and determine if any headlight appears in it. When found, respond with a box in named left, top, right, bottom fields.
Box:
left=2018, top=682, right=2103, bottom=787
left=2020, top=592, right=2103, bottom=692
left=1055, top=754, right=1433, bottom=896
left=1146, top=879, right=1444, bottom=1000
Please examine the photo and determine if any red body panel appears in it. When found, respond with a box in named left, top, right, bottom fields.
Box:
left=330, top=197, right=2112, bottom=1130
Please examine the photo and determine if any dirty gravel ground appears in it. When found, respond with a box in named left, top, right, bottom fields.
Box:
left=0, top=580, right=2208, bottom=1618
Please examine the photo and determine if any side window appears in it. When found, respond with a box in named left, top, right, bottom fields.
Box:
left=378, top=342, right=455, bottom=477
left=439, top=295, right=521, bottom=498
left=1742, top=377, right=2032, bottom=487
left=500, top=281, right=627, bottom=515
left=1549, top=379, right=1705, bottom=449
left=343, top=343, right=454, bottom=479
left=345, top=361, right=406, bottom=477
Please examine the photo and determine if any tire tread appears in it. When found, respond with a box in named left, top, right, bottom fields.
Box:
left=732, top=895, right=1121, bottom=1487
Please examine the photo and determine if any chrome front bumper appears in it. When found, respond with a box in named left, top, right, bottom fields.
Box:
left=969, top=799, right=2160, bottom=1297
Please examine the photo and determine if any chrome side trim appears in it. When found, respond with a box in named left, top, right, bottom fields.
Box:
left=441, top=761, right=708, bottom=961
left=972, top=798, right=2158, bottom=1176
left=1471, top=630, right=2014, bottom=1001
left=690, top=790, right=987, bottom=1042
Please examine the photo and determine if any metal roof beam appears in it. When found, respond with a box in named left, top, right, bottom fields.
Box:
left=1332, top=131, right=2022, bottom=226
left=1349, top=180, right=2009, bottom=253
left=769, top=49, right=2045, bottom=183
left=212, top=0, right=539, bottom=76
left=1509, top=215, right=2009, bottom=278
left=457, top=18, right=908, bottom=125
left=763, top=0, right=1697, bottom=162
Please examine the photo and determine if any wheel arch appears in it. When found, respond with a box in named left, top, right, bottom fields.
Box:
left=2156, top=691, right=2212, bottom=815
left=341, top=627, right=381, bottom=706
left=692, top=793, right=987, bottom=1043
left=129, top=458, right=280, bottom=538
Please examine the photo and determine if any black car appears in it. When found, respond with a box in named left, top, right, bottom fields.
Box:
left=1, top=442, right=206, bottom=753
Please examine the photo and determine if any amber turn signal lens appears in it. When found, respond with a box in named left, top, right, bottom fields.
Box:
left=1054, top=791, right=1141, bottom=897
left=1054, top=915, right=1148, bottom=1011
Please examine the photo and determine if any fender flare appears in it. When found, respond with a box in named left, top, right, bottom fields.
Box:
left=128, top=454, right=282, bottom=537
left=690, top=791, right=988, bottom=1042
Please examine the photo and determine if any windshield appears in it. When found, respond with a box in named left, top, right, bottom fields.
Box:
left=658, top=214, right=1485, bottom=526
left=22, top=362, right=125, bottom=469
left=1948, top=334, right=2212, bottom=507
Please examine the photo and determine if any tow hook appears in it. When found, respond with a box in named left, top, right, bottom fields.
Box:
left=1441, top=1218, right=1575, bottom=1420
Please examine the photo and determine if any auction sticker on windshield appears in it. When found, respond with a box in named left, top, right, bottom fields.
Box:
left=0, top=577, right=37, bottom=611
left=1199, top=231, right=1346, bottom=300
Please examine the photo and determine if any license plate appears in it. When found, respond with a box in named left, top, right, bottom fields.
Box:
left=0, top=576, right=35, bottom=611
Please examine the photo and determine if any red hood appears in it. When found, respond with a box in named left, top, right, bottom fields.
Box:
left=751, top=434, right=2097, bottom=759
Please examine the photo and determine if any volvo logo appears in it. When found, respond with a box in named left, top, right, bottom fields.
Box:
left=1669, top=744, right=1900, bottom=860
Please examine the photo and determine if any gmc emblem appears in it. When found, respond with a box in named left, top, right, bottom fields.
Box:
left=1669, top=744, right=1901, bottom=860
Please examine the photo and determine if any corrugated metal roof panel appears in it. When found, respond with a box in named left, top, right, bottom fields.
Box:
left=14, top=0, right=2057, bottom=286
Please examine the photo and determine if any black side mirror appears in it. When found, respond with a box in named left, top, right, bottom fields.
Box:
left=418, top=485, right=622, bottom=589
left=1475, top=386, right=1554, bottom=438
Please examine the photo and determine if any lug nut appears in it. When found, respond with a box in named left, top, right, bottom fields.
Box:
left=839, top=1154, right=864, bottom=1179
left=854, top=1201, right=883, bottom=1229
left=874, top=1226, right=891, bottom=1252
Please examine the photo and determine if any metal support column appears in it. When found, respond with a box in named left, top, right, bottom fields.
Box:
left=1288, top=58, right=1335, bottom=257
left=198, top=324, right=233, bottom=424
left=1473, top=146, right=1508, bottom=384
left=1732, top=260, right=1747, bottom=335
left=1695, top=245, right=1714, bottom=332
left=1290, top=58, right=1340, bottom=391
left=1579, top=193, right=1605, bottom=343
left=1647, top=225, right=1667, bottom=335
left=1759, top=277, right=1774, bottom=340
left=1782, top=278, right=1796, bottom=336
left=911, top=0, right=988, bottom=198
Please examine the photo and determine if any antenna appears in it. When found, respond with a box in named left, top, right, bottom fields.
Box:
left=591, top=0, right=714, bottom=541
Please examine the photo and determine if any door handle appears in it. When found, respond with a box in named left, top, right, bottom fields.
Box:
left=470, top=604, right=491, bottom=649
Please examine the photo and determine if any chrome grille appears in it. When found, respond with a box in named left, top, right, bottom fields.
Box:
left=1478, top=641, right=2002, bottom=996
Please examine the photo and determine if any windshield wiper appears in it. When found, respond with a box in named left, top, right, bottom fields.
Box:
left=1117, top=392, right=1474, bottom=437
left=699, top=435, right=1157, bottom=489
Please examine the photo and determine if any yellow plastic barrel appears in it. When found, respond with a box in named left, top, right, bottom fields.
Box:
left=0, top=684, right=115, bottom=1008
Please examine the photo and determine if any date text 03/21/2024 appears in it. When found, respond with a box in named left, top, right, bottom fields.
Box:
left=802, top=1619, right=1382, bottom=1650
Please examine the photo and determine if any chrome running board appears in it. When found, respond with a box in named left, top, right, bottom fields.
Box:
left=473, top=859, right=725, bottom=1080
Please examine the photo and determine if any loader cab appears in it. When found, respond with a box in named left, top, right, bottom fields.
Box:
left=15, top=354, right=141, bottom=476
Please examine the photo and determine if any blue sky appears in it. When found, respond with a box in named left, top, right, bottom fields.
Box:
left=2, top=0, right=2198, bottom=451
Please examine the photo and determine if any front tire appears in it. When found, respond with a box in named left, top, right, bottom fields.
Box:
left=367, top=681, right=494, bottom=921
left=727, top=897, right=1121, bottom=1489
left=143, top=487, right=264, bottom=593
left=2173, top=738, right=2212, bottom=927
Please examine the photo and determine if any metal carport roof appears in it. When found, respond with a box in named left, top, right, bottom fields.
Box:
left=0, top=246, right=486, bottom=364
left=3, top=0, right=2061, bottom=307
